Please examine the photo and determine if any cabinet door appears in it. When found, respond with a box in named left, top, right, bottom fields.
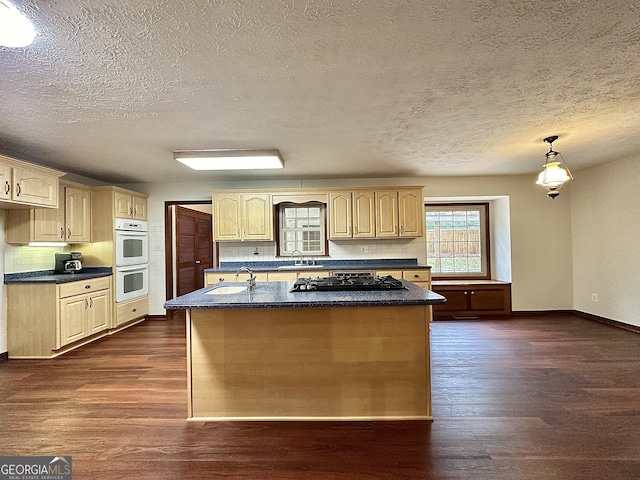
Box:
left=399, top=189, right=423, bottom=237
left=242, top=193, right=273, bottom=240
left=59, top=296, right=87, bottom=347
left=87, top=290, right=110, bottom=334
left=213, top=194, right=242, bottom=240
left=329, top=192, right=352, bottom=239
left=468, top=288, right=508, bottom=312
left=432, top=289, right=469, bottom=312
left=114, top=191, right=133, bottom=218
left=352, top=191, right=375, bottom=238
left=132, top=194, right=147, bottom=221
left=0, top=164, right=11, bottom=201
left=12, top=168, right=58, bottom=207
left=65, top=186, right=91, bottom=242
left=33, top=200, right=65, bottom=242
left=375, top=191, right=399, bottom=237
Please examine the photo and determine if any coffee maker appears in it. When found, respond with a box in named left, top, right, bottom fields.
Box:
left=54, top=252, right=84, bottom=274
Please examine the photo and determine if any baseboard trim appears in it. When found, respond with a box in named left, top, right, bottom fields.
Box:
left=146, top=314, right=167, bottom=321
left=511, top=310, right=576, bottom=316
left=0, top=352, right=7, bottom=363
left=573, top=311, right=640, bottom=334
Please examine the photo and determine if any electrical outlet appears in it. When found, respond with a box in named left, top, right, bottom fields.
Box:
left=360, top=246, right=369, bottom=253
left=591, top=293, right=598, bottom=302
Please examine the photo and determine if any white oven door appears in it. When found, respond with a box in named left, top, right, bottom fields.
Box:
left=116, top=265, right=149, bottom=303
left=115, top=231, right=148, bottom=266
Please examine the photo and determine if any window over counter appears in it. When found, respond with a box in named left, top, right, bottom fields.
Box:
left=278, top=203, right=327, bottom=256
left=425, top=203, right=490, bottom=279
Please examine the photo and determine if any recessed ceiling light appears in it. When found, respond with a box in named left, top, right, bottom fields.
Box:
left=0, top=0, right=35, bottom=48
left=174, top=149, right=284, bottom=171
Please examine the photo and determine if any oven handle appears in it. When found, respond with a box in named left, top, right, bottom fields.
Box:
left=117, top=265, right=148, bottom=272
left=116, top=231, right=148, bottom=236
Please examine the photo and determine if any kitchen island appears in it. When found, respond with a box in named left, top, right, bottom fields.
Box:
left=164, top=280, right=446, bottom=421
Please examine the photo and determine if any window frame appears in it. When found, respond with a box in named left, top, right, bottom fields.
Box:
left=425, top=202, right=491, bottom=280
left=276, top=202, right=328, bottom=258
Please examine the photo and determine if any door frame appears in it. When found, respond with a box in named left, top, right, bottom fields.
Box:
left=164, top=200, right=215, bottom=303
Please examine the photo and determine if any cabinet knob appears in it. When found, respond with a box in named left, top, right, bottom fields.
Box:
left=60, top=228, right=65, bottom=238
left=195, top=260, right=201, bottom=264
left=413, top=274, right=419, bottom=278
left=471, top=291, right=475, bottom=295
left=219, top=277, right=225, bottom=282
left=16, top=183, right=21, bottom=196
left=132, top=308, right=137, bottom=312
left=67, top=228, right=72, bottom=238
left=85, top=285, right=91, bottom=289
left=4, top=181, right=9, bottom=195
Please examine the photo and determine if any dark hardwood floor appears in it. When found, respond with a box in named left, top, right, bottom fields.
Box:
left=2, top=314, right=640, bottom=479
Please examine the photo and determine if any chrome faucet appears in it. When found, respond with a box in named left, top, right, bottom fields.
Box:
left=235, top=266, right=256, bottom=290
left=291, top=249, right=305, bottom=266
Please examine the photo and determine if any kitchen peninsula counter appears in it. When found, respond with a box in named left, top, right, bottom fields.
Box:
left=164, top=281, right=445, bottom=422
left=4, top=267, right=113, bottom=284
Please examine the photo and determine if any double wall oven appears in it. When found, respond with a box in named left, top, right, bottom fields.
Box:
left=115, top=218, right=149, bottom=303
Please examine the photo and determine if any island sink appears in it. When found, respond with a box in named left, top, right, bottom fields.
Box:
left=277, top=264, right=325, bottom=270
left=205, top=285, right=248, bottom=295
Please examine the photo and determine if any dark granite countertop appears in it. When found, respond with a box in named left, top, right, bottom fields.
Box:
left=4, top=267, right=113, bottom=284
left=164, top=280, right=446, bottom=310
left=206, top=259, right=431, bottom=273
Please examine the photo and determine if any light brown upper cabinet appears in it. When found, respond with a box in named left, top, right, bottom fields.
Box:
left=114, top=190, right=147, bottom=220
left=5, top=181, right=91, bottom=244
left=213, top=193, right=273, bottom=241
left=329, top=191, right=375, bottom=239
left=375, top=189, right=424, bottom=238
left=0, top=154, right=63, bottom=208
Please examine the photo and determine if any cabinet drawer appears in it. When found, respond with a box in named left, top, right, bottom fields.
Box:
left=116, top=296, right=148, bottom=326
left=402, top=269, right=431, bottom=283
left=375, top=270, right=403, bottom=278
left=266, top=272, right=299, bottom=281
left=58, top=276, right=111, bottom=298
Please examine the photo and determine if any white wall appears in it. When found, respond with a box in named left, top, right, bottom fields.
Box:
left=571, top=155, right=640, bottom=327
left=126, top=173, right=574, bottom=315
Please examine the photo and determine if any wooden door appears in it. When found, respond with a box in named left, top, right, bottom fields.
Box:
left=375, top=190, right=398, bottom=237
left=352, top=191, right=375, bottom=238
left=114, top=191, right=132, bottom=218
left=132, top=194, right=147, bottom=221
left=176, top=206, right=213, bottom=296
left=34, top=200, right=65, bottom=242
left=399, top=189, right=423, bottom=237
left=58, top=296, right=87, bottom=347
left=0, top=164, right=11, bottom=201
left=242, top=193, right=273, bottom=240
left=213, top=194, right=241, bottom=240
left=65, top=186, right=91, bottom=242
left=329, top=192, right=352, bottom=239
left=87, top=290, right=111, bottom=334
left=12, top=168, right=58, bottom=207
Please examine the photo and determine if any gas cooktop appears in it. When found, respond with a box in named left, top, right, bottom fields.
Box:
left=290, top=275, right=406, bottom=292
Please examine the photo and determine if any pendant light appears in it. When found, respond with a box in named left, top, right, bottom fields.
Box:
left=536, top=135, right=573, bottom=199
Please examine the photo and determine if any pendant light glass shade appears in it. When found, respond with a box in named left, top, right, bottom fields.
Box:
left=536, top=136, right=573, bottom=199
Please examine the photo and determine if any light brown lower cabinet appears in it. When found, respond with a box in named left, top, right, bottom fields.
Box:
left=115, top=295, right=149, bottom=328
left=7, top=277, right=112, bottom=358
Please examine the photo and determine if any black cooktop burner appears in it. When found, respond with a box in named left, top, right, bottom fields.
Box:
left=290, top=275, right=406, bottom=292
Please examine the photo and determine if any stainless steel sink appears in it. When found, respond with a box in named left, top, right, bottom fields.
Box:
left=205, top=286, right=248, bottom=295
left=277, top=265, right=325, bottom=270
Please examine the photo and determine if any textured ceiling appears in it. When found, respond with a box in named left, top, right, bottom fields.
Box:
left=1, top=0, right=640, bottom=184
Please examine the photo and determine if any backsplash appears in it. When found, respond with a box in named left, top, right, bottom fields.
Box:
left=3, top=244, right=69, bottom=274
left=218, top=237, right=425, bottom=263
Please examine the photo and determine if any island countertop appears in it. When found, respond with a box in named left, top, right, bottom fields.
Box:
left=164, top=280, right=446, bottom=310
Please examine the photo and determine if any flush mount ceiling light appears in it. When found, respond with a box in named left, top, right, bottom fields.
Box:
left=174, top=149, right=284, bottom=171
left=535, top=135, right=574, bottom=199
left=0, top=0, right=35, bottom=48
